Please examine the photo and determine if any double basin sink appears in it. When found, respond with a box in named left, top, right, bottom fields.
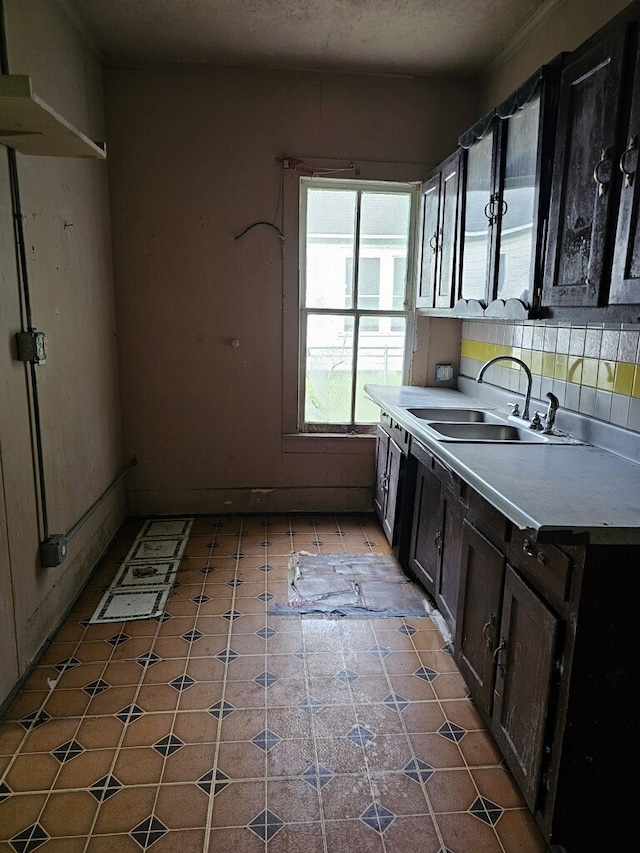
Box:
left=405, top=407, right=580, bottom=444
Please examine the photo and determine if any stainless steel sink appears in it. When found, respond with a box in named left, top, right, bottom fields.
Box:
left=407, top=408, right=492, bottom=422
left=427, top=422, right=555, bottom=443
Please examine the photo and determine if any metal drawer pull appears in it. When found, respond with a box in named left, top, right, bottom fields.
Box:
left=429, top=233, right=438, bottom=252
left=523, top=538, right=547, bottom=565
left=493, top=637, right=507, bottom=675
left=482, top=613, right=495, bottom=649
left=619, top=135, right=638, bottom=187
left=434, top=530, right=443, bottom=554
left=593, top=147, right=611, bottom=196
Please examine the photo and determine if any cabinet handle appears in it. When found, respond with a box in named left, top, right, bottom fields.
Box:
left=593, top=147, right=612, bottom=197
left=483, top=193, right=499, bottom=226
left=522, top=538, right=547, bottom=565
left=493, top=637, right=507, bottom=675
left=482, top=613, right=495, bottom=649
left=429, top=232, right=438, bottom=253
left=434, top=530, right=443, bottom=554
left=620, top=135, right=638, bottom=188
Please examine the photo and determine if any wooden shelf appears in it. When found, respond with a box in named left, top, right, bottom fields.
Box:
left=0, top=75, right=106, bottom=159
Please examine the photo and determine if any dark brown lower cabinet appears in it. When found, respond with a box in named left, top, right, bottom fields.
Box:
left=407, top=460, right=441, bottom=595
left=456, top=521, right=563, bottom=812
left=454, top=512, right=640, bottom=851
left=455, top=521, right=505, bottom=717
left=435, top=486, right=465, bottom=631
left=492, top=565, right=560, bottom=810
left=407, top=442, right=465, bottom=634
left=374, top=419, right=408, bottom=547
left=457, top=521, right=564, bottom=816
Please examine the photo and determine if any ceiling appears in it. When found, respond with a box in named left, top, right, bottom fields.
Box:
left=66, top=0, right=551, bottom=77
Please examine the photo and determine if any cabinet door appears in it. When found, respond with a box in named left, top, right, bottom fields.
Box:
left=459, top=127, right=498, bottom=305
left=435, top=486, right=465, bottom=633
left=382, top=437, right=403, bottom=545
left=435, top=151, right=461, bottom=308
left=408, top=462, right=442, bottom=596
left=417, top=173, right=441, bottom=308
left=543, top=26, right=628, bottom=308
left=610, top=38, right=640, bottom=305
left=492, top=565, right=559, bottom=812
left=495, top=90, right=542, bottom=307
left=373, top=425, right=389, bottom=522
left=455, top=521, right=505, bottom=717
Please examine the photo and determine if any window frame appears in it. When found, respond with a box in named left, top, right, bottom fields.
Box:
left=297, top=176, right=420, bottom=435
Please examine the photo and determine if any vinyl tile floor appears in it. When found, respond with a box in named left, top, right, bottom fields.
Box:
left=0, top=514, right=548, bottom=852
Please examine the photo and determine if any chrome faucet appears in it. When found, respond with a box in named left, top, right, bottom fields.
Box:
left=543, top=392, right=559, bottom=434
left=476, top=356, right=533, bottom=420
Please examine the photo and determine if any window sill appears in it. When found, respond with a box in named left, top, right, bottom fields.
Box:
left=282, top=433, right=375, bottom=454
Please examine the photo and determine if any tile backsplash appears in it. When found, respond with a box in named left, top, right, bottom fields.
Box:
left=459, top=321, right=640, bottom=433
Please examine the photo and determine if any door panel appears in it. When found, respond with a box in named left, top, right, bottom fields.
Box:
left=455, top=521, right=505, bottom=717
left=417, top=174, right=441, bottom=308
left=435, top=152, right=461, bottom=308
left=373, top=426, right=389, bottom=522
left=610, top=39, right=640, bottom=305
left=408, top=463, right=441, bottom=596
left=544, top=27, right=628, bottom=307
left=492, top=565, right=559, bottom=811
left=382, top=438, right=403, bottom=544
left=435, top=488, right=465, bottom=632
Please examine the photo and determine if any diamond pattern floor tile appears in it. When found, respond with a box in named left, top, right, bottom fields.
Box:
left=130, top=815, right=168, bottom=848
left=0, top=513, right=548, bottom=853
left=248, top=808, right=284, bottom=841
left=9, top=823, right=49, bottom=853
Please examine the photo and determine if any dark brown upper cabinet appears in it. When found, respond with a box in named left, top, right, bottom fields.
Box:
left=416, top=149, right=461, bottom=310
left=610, top=26, right=640, bottom=307
left=455, top=61, right=561, bottom=319
left=543, top=25, right=630, bottom=314
left=542, top=4, right=640, bottom=321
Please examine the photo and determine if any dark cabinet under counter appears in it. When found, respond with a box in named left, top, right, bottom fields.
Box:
left=406, top=438, right=465, bottom=634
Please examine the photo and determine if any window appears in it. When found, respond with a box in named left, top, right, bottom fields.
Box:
left=299, top=178, right=418, bottom=432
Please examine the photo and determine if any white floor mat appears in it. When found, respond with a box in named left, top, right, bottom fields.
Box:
left=89, top=518, right=193, bottom=624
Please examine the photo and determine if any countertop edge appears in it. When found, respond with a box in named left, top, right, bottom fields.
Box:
left=365, top=384, right=640, bottom=546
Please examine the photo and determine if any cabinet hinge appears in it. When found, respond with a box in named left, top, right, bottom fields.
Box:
left=16, top=330, right=47, bottom=364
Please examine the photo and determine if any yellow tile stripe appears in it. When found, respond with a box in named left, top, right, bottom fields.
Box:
left=461, top=338, right=640, bottom=398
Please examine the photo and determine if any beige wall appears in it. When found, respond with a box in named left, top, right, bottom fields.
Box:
left=105, top=65, right=479, bottom=515
left=0, top=0, right=125, bottom=709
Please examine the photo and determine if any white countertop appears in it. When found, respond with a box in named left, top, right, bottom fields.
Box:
left=365, top=384, right=640, bottom=545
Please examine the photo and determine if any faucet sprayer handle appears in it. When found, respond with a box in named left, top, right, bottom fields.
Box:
left=543, top=392, right=560, bottom=434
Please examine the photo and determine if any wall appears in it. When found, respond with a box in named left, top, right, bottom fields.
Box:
left=104, top=64, right=478, bottom=515
left=0, top=0, right=125, bottom=709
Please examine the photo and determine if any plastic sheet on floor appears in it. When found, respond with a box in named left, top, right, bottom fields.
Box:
left=269, top=552, right=430, bottom=617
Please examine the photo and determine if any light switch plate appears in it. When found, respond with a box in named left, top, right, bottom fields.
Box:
left=435, top=363, right=454, bottom=382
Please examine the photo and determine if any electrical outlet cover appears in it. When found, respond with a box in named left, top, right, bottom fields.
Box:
left=435, top=363, right=454, bottom=382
